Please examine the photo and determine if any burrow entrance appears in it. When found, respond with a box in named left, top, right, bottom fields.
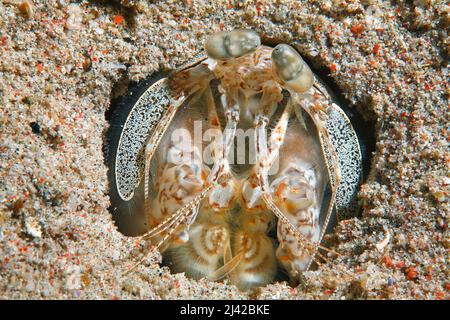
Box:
left=103, top=43, right=376, bottom=290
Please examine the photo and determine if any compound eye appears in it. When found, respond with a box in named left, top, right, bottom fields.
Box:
left=205, top=29, right=261, bottom=60
left=271, top=44, right=314, bottom=93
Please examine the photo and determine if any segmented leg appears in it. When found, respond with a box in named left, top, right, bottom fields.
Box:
left=253, top=102, right=340, bottom=271
left=125, top=185, right=212, bottom=274
left=267, top=100, right=293, bottom=165
left=128, top=76, right=239, bottom=273
left=142, top=127, right=205, bottom=246
left=208, top=95, right=240, bottom=183
left=138, top=86, right=218, bottom=242
left=257, top=101, right=321, bottom=271
left=158, top=85, right=238, bottom=281
left=141, top=90, right=239, bottom=242
left=152, top=70, right=240, bottom=223
left=262, top=194, right=340, bottom=267
left=135, top=66, right=213, bottom=240
left=140, top=64, right=214, bottom=240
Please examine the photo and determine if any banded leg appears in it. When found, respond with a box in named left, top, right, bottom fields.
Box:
left=254, top=104, right=322, bottom=264
left=208, top=95, right=240, bottom=183
left=158, top=87, right=238, bottom=281
left=141, top=66, right=214, bottom=240
left=290, top=97, right=342, bottom=271
left=128, top=86, right=239, bottom=272
left=125, top=185, right=212, bottom=273
left=266, top=100, right=293, bottom=168
left=253, top=103, right=339, bottom=270
left=141, top=92, right=239, bottom=243
left=146, top=88, right=239, bottom=237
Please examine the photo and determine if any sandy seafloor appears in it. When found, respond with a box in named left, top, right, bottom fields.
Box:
left=0, top=0, right=448, bottom=299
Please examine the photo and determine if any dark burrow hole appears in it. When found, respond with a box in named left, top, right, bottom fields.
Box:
left=103, top=43, right=376, bottom=290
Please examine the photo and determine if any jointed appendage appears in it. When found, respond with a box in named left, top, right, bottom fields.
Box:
left=253, top=44, right=345, bottom=275
left=208, top=98, right=239, bottom=184
left=139, top=62, right=215, bottom=246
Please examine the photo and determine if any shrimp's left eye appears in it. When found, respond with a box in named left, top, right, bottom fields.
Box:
left=205, top=29, right=261, bottom=61
left=271, top=44, right=314, bottom=93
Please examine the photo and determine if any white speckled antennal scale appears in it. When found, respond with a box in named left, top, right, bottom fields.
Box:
left=106, top=56, right=206, bottom=236
left=106, top=29, right=363, bottom=290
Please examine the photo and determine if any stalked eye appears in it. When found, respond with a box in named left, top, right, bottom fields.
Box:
left=271, top=44, right=314, bottom=93
left=205, top=29, right=261, bottom=60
